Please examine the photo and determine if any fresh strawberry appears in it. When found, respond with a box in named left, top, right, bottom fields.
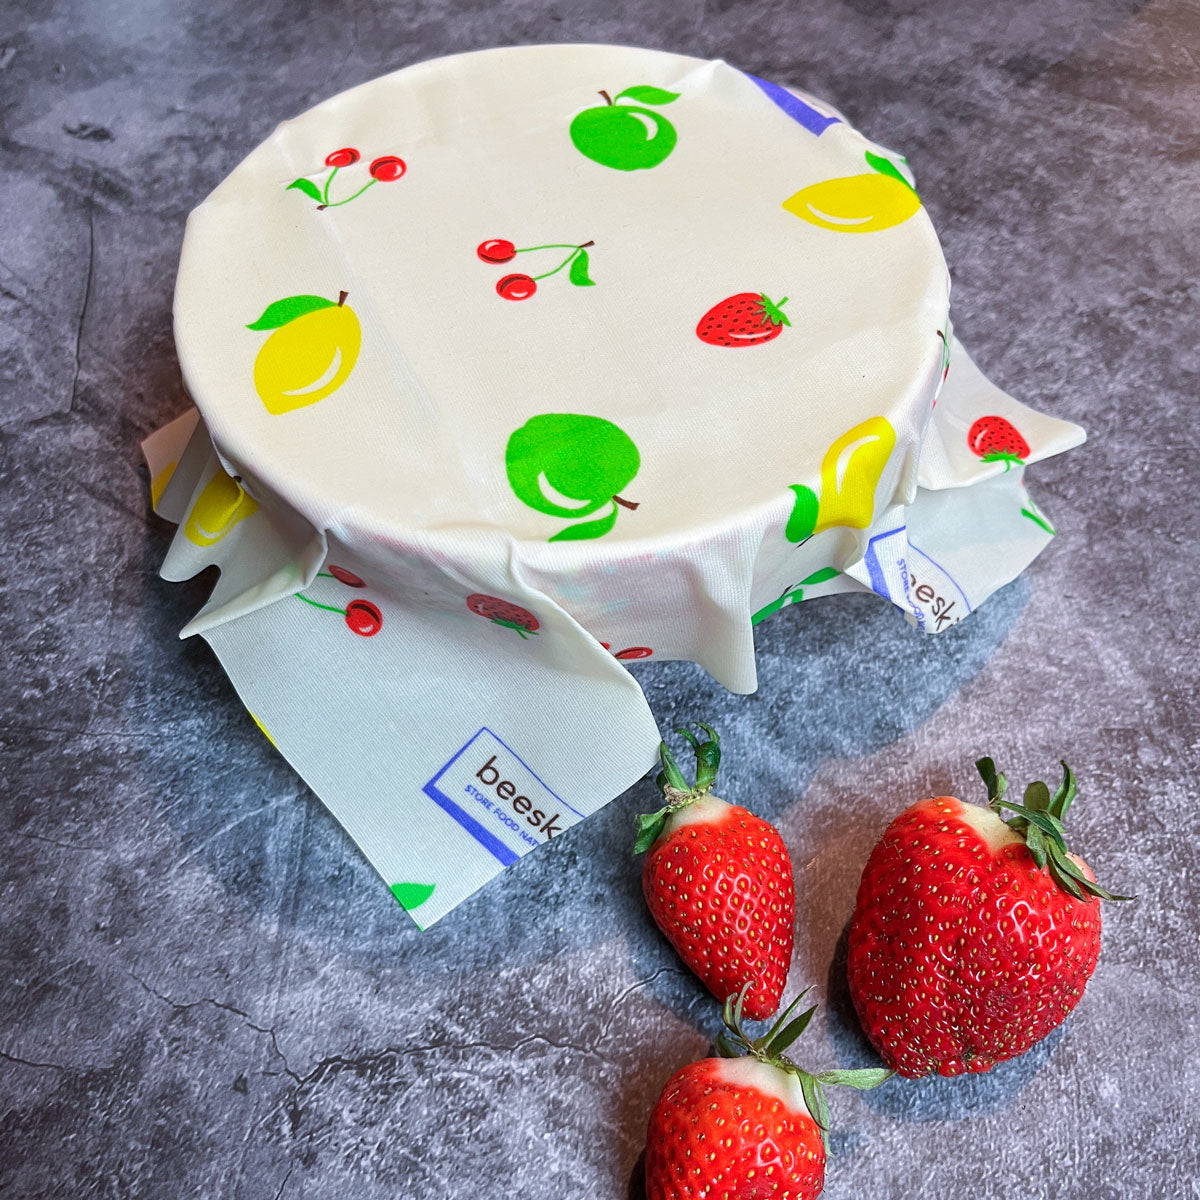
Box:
left=635, top=724, right=794, bottom=1020
left=644, top=984, right=890, bottom=1200
left=697, top=292, right=790, bottom=347
left=967, top=415, right=1030, bottom=467
left=847, top=759, right=1130, bottom=1078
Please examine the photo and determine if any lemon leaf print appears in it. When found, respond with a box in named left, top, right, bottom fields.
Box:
left=786, top=484, right=819, bottom=543
left=863, top=150, right=915, bottom=192
left=783, top=150, right=921, bottom=233
left=249, top=290, right=361, bottom=414
left=247, top=294, right=336, bottom=330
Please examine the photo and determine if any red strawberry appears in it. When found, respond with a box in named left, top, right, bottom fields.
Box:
left=635, top=724, right=794, bottom=1020
left=465, top=593, right=539, bottom=638
left=644, top=984, right=890, bottom=1200
left=697, top=292, right=791, bottom=347
left=967, top=415, right=1030, bottom=468
left=847, top=759, right=1130, bottom=1078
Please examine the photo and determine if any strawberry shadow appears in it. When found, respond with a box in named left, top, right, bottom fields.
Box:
left=823, top=922, right=1068, bottom=1122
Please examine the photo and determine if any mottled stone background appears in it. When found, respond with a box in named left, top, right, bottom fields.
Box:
left=2, top=1, right=1197, bottom=1196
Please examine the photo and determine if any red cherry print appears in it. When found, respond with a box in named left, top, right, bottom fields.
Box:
left=615, top=646, right=653, bottom=660
left=327, top=565, right=365, bottom=588
left=368, top=155, right=406, bottom=182
left=345, top=599, right=383, bottom=637
left=497, top=273, right=537, bottom=301
left=478, top=239, right=517, bottom=264
left=325, top=148, right=360, bottom=168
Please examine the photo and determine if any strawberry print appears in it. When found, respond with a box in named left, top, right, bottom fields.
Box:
left=465, top=593, right=540, bottom=638
left=697, top=292, right=790, bottom=347
left=968, top=415, right=1030, bottom=469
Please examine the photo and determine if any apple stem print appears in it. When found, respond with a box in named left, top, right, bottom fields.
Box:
left=506, top=413, right=641, bottom=542
left=697, top=293, right=790, bottom=347
left=570, top=86, right=680, bottom=171
left=477, top=239, right=596, bottom=301
left=751, top=567, right=840, bottom=625
left=465, top=594, right=541, bottom=639
left=248, top=291, right=360, bottom=414
left=786, top=417, right=896, bottom=542
left=286, top=148, right=406, bottom=210
left=783, top=149, right=920, bottom=233
left=968, top=416, right=1029, bottom=470
left=294, top=566, right=383, bottom=636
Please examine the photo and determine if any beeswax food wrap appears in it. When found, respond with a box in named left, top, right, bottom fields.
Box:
left=145, top=44, right=1083, bottom=927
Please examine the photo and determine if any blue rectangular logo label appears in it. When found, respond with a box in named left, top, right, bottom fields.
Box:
left=423, top=728, right=581, bottom=866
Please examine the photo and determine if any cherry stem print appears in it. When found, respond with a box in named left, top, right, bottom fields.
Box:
left=479, top=239, right=596, bottom=300
left=530, top=241, right=595, bottom=281
left=319, top=179, right=376, bottom=210
left=286, top=149, right=406, bottom=210
left=295, top=566, right=382, bottom=636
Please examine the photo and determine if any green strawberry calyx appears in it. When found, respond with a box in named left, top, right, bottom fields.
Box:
left=758, top=294, right=791, bottom=328
left=632, top=722, right=721, bottom=853
left=717, top=981, right=892, bottom=1148
left=979, top=450, right=1025, bottom=470
left=976, top=757, right=1132, bottom=902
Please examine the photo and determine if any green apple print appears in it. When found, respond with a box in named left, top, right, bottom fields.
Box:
left=506, top=413, right=641, bottom=542
left=570, top=86, right=680, bottom=171
left=751, top=568, right=840, bottom=625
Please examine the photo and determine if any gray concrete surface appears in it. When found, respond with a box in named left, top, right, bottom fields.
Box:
left=2, top=1, right=1198, bottom=1196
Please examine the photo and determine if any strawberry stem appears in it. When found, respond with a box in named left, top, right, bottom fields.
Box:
left=975, top=758, right=1132, bottom=902
left=717, top=981, right=892, bottom=1147
left=632, top=723, right=722, bottom=853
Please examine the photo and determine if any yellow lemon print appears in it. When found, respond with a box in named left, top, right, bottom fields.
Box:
left=786, top=417, right=896, bottom=542
left=149, top=460, right=177, bottom=510
left=184, top=470, right=259, bottom=546
left=248, top=291, right=361, bottom=415
left=783, top=151, right=921, bottom=234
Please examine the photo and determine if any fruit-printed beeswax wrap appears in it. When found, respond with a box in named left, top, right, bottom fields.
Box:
left=146, top=44, right=1083, bottom=927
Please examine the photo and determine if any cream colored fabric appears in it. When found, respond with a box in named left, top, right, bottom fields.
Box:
left=145, top=45, right=1082, bottom=926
